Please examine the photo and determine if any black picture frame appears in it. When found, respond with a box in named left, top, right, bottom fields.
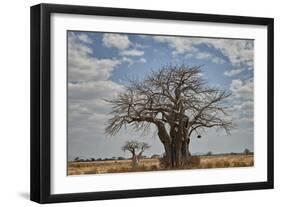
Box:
left=30, top=3, right=274, bottom=204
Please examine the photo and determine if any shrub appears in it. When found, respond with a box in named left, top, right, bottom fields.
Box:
left=205, top=162, right=213, bottom=168
left=84, top=169, right=98, bottom=174
left=206, top=151, right=212, bottom=156
left=223, top=160, right=231, bottom=167
left=183, top=156, right=201, bottom=168
left=150, top=165, right=159, bottom=171
left=159, top=155, right=200, bottom=169
left=214, top=160, right=224, bottom=168
left=244, top=148, right=251, bottom=155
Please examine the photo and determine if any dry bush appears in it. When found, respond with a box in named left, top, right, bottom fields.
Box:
left=159, top=156, right=200, bottom=169
left=107, top=165, right=150, bottom=173
left=205, top=162, right=213, bottom=168
left=84, top=169, right=98, bottom=174
left=249, top=160, right=254, bottom=166
left=183, top=156, right=201, bottom=169
left=232, top=161, right=241, bottom=167
left=150, top=164, right=159, bottom=171
left=214, top=160, right=224, bottom=168
left=223, top=160, right=231, bottom=167
left=213, top=160, right=231, bottom=168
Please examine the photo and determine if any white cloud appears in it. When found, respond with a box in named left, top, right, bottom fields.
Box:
left=234, top=101, right=253, bottom=111
left=195, top=52, right=211, bottom=59
left=212, top=57, right=225, bottom=64
left=135, top=42, right=148, bottom=49
left=68, top=32, right=121, bottom=82
left=68, top=80, right=124, bottom=101
left=185, top=54, right=193, bottom=59
left=229, top=78, right=254, bottom=130
left=230, top=78, right=254, bottom=105
left=230, top=78, right=253, bottom=98
left=102, top=33, right=131, bottom=50
left=224, top=69, right=243, bottom=77
left=139, top=58, right=147, bottom=63
left=122, top=57, right=134, bottom=66
left=230, top=79, right=243, bottom=91
left=153, top=36, right=198, bottom=55
left=120, top=49, right=144, bottom=56
left=203, top=39, right=254, bottom=67
left=152, top=35, right=253, bottom=67
left=77, top=33, right=93, bottom=44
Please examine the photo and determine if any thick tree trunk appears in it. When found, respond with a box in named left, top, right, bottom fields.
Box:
left=174, top=139, right=182, bottom=167
left=156, top=122, right=192, bottom=168
left=162, top=138, right=191, bottom=168
left=181, top=138, right=191, bottom=165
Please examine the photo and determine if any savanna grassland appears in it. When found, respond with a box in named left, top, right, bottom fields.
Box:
left=68, top=154, right=254, bottom=175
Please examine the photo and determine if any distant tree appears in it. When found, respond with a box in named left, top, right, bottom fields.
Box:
left=244, top=148, right=251, bottom=155
left=74, top=157, right=80, bottom=162
left=118, top=156, right=125, bottom=160
left=206, top=151, right=212, bottom=156
left=151, top=154, right=160, bottom=159
left=121, top=140, right=150, bottom=165
left=90, top=158, right=95, bottom=161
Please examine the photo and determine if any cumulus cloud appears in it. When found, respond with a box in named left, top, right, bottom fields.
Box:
left=122, top=57, right=134, bottom=66
left=68, top=32, right=121, bottom=82
left=153, top=36, right=198, bottom=54
left=68, top=80, right=124, bottom=101
left=196, top=52, right=211, bottom=59
left=229, top=78, right=254, bottom=130
left=77, top=33, right=93, bottom=44
left=194, top=52, right=225, bottom=64
left=102, top=33, right=131, bottom=50
left=120, top=49, right=144, bottom=56
left=152, top=35, right=253, bottom=68
left=139, top=58, right=147, bottom=63
left=230, top=78, right=253, bottom=99
left=224, top=69, right=243, bottom=77
left=204, top=39, right=254, bottom=67
left=212, top=57, right=226, bottom=64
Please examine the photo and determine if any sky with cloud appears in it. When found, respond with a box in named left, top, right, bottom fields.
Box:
left=67, top=31, right=254, bottom=161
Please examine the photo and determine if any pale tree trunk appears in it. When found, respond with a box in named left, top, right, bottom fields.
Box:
left=132, top=154, right=139, bottom=166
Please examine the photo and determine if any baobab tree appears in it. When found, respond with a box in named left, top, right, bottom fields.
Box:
left=121, top=140, right=150, bottom=165
left=106, top=65, right=233, bottom=168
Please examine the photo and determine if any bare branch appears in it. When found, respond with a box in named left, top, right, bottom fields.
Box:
left=105, top=64, right=233, bottom=141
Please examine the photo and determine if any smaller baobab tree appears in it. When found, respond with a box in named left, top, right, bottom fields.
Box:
left=244, top=148, right=251, bottom=155
left=122, top=140, right=150, bottom=166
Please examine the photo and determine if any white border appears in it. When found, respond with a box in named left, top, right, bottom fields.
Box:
left=51, top=13, right=268, bottom=194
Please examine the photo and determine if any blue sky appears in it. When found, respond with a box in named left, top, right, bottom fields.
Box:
left=67, top=31, right=254, bottom=160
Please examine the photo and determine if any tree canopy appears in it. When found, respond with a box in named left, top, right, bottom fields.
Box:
left=106, top=65, right=233, bottom=167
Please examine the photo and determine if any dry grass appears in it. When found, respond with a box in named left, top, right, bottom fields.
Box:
left=68, top=154, right=254, bottom=175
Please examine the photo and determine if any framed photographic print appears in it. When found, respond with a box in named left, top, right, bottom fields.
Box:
left=30, top=3, right=274, bottom=203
